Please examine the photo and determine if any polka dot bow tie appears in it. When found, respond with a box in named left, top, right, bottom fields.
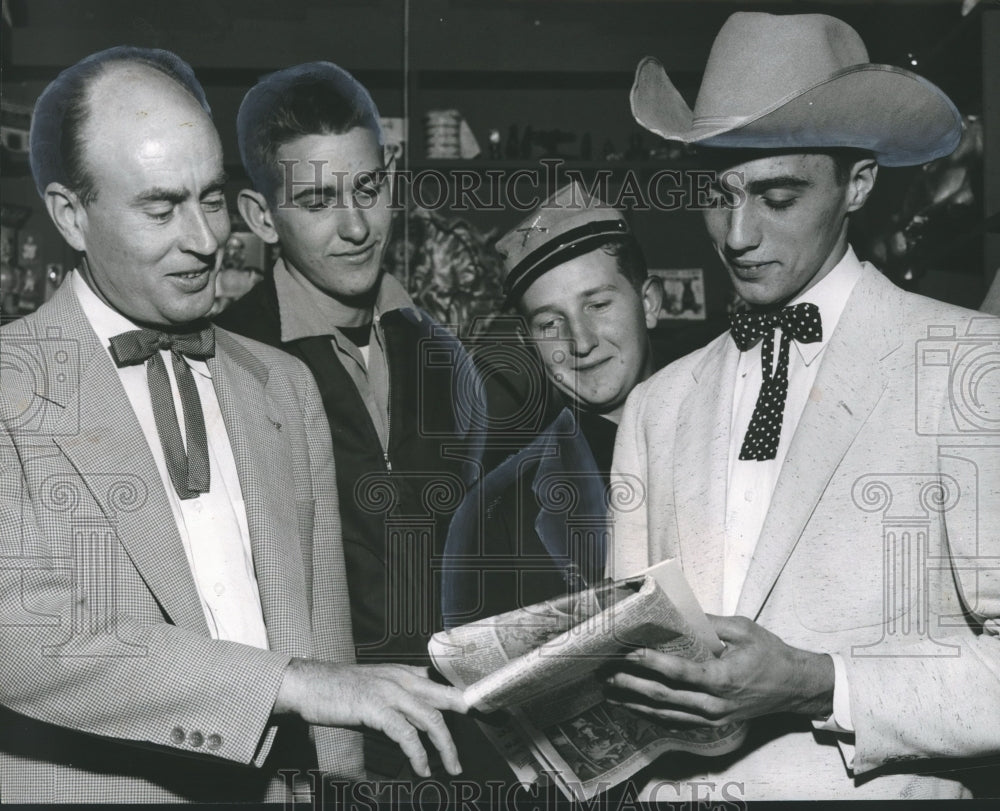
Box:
left=730, top=303, right=822, bottom=461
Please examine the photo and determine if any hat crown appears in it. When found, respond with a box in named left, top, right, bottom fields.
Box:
left=694, top=12, right=868, bottom=124
left=496, top=181, right=629, bottom=307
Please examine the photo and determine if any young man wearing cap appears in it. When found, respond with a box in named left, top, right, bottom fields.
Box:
left=215, top=63, right=483, bottom=782
left=606, top=12, right=1000, bottom=801
left=442, top=181, right=662, bottom=627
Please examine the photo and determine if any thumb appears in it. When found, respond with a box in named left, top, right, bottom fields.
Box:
left=706, top=613, right=755, bottom=644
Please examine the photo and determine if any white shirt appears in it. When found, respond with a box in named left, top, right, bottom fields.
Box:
left=724, top=246, right=864, bottom=615
left=73, top=271, right=270, bottom=650
left=724, top=248, right=865, bottom=741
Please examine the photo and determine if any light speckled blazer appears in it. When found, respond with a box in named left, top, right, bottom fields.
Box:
left=611, top=266, right=1000, bottom=800
left=0, top=282, right=362, bottom=803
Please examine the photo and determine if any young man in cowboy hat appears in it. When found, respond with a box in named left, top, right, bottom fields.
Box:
left=607, top=12, right=1000, bottom=801
left=442, top=181, right=662, bottom=626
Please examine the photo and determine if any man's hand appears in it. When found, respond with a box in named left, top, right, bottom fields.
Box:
left=274, top=659, right=468, bottom=777
left=606, top=615, right=834, bottom=727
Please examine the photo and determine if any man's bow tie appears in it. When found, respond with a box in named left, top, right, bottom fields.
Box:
left=109, top=326, right=215, bottom=367
left=729, top=303, right=823, bottom=462
left=730, top=302, right=823, bottom=351
left=108, top=325, right=215, bottom=500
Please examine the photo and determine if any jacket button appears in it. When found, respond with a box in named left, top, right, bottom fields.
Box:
left=206, top=733, right=223, bottom=750
left=170, top=727, right=185, bottom=745
left=189, top=730, right=204, bottom=748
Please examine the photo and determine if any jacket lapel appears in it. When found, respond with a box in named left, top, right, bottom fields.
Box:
left=675, top=336, right=739, bottom=615
left=40, top=285, right=209, bottom=634
left=210, top=332, right=312, bottom=657
left=736, top=271, right=901, bottom=618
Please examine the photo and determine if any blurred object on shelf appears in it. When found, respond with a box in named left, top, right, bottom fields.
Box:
left=424, top=109, right=480, bottom=159
left=209, top=230, right=267, bottom=317
left=385, top=206, right=504, bottom=333
left=44, top=263, right=67, bottom=302
left=534, top=129, right=576, bottom=158
left=1, top=98, right=32, bottom=176
left=15, top=234, right=43, bottom=314
left=425, top=109, right=461, bottom=158
left=520, top=126, right=534, bottom=159
left=506, top=125, right=520, bottom=159
left=380, top=116, right=406, bottom=162
left=1, top=204, right=31, bottom=318
left=869, top=114, right=984, bottom=290
left=488, top=129, right=502, bottom=160
left=579, top=132, right=592, bottom=161
left=602, top=139, right=622, bottom=161
left=625, top=132, right=645, bottom=161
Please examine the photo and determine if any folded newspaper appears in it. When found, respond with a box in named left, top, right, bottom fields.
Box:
left=428, top=560, right=747, bottom=801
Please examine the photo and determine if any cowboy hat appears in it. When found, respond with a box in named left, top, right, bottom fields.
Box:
left=630, top=12, right=962, bottom=167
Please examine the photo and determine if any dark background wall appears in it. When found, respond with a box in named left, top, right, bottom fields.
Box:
left=2, top=0, right=995, bottom=352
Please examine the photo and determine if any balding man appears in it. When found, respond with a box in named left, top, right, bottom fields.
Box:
left=0, top=47, right=463, bottom=804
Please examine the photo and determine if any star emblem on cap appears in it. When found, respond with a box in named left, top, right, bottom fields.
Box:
left=515, top=216, right=549, bottom=247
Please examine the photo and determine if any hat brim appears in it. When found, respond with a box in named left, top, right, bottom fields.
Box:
left=632, top=60, right=963, bottom=167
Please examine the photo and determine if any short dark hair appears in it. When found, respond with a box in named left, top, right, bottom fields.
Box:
left=599, top=235, right=648, bottom=292
left=29, top=46, right=210, bottom=204
left=693, top=146, right=875, bottom=187
left=237, top=62, right=382, bottom=203
left=826, top=147, right=875, bottom=185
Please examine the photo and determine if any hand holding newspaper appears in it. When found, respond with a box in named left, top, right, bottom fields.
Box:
left=428, top=559, right=747, bottom=800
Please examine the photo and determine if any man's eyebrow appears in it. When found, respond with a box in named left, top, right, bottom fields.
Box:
left=526, top=302, right=563, bottom=321
left=579, top=284, right=619, bottom=297
left=132, top=173, right=228, bottom=206
left=201, top=171, right=228, bottom=196
left=744, top=175, right=813, bottom=194
left=526, top=284, right=620, bottom=320
left=291, top=183, right=341, bottom=202
left=132, top=186, right=190, bottom=206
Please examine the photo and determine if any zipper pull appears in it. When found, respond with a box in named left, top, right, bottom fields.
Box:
left=383, top=450, right=393, bottom=473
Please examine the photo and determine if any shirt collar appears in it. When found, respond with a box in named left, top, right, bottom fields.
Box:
left=786, top=244, right=865, bottom=366
left=71, top=269, right=212, bottom=378
left=273, top=256, right=416, bottom=344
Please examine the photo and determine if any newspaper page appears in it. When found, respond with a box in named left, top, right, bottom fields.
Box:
left=429, top=574, right=747, bottom=800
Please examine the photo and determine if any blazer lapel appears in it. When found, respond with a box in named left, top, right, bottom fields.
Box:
left=41, top=285, right=209, bottom=634
left=736, top=271, right=901, bottom=618
left=210, top=332, right=311, bottom=658
left=675, top=336, right=739, bottom=615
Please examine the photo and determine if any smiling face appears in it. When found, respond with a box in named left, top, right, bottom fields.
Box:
left=71, top=64, right=229, bottom=326
left=519, top=247, right=661, bottom=421
left=266, top=127, right=392, bottom=311
left=703, top=152, right=871, bottom=310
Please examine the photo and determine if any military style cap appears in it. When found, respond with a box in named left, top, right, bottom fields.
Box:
left=497, top=181, right=629, bottom=308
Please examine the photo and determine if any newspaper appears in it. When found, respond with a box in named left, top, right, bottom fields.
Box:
left=429, top=562, right=747, bottom=800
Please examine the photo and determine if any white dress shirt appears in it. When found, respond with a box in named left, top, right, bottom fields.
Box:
left=724, top=247, right=865, bottom=739
left=73, top=271, right=270, bottom=650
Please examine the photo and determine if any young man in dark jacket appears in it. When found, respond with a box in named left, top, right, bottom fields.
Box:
left=216, top=62, right=483, bottom=781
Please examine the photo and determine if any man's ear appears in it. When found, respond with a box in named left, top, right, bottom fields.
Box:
left=44, top=183, right=87, bottom=253
left=639, top=276, right=664, bottom=329
left=237, top=189, right=281, bottom=244
left=846, top=158, right=879, bottom=213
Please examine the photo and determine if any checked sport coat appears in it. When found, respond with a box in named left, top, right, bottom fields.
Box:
left=0, top=280, right=361, bottom=803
